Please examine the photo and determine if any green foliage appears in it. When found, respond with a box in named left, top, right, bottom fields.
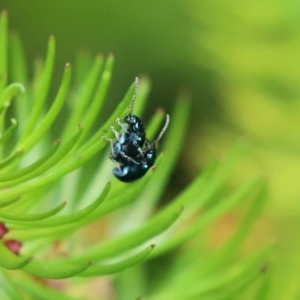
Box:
left=0, top=10, right=271, bottom=299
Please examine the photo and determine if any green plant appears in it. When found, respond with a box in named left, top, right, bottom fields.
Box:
left=0, top=10, right=271, bottom=300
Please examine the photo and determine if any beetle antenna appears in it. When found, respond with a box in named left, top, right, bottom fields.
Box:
left=155, top=114, right=170, bottom=144
left=128, top=77, right=139, bottom=115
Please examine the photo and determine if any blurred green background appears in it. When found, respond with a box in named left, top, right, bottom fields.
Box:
left=1, top=0, right=300, bottom=298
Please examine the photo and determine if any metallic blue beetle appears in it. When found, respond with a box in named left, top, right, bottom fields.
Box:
left=107, top=77, right=170, bottom=182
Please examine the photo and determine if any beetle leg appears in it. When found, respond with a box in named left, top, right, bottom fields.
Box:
left=119, top=151, right=140, bottom=165
left=116, top=118, right=128, bottom=131
left=132, top=140, right=144, bottom=156
left=110, top=125, right=120, bottom=139
left=102, top=136, right=117, bottom=158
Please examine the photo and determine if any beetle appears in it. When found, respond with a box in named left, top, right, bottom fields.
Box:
left=107, top=78, right=146, bottom=165
left=112, top=114, right=170, bottom=182
left=107, top=77, right=170, bottom=182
